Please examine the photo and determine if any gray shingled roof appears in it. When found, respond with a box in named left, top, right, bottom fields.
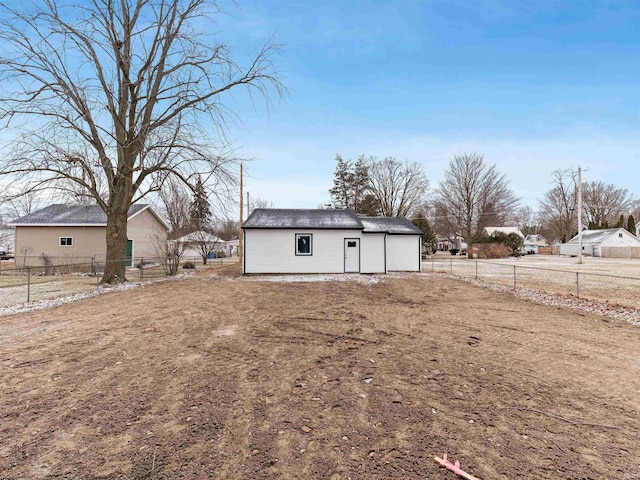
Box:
left=359, top=216, right=422, bottom=234
left=11, top=204, right=149, bottom=225
left=243, top=208, right=363, bottom=229
left=243, top=208, right=421, bottom=234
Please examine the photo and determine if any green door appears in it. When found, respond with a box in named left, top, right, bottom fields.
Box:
left=126, top=239, right=133, bottom=267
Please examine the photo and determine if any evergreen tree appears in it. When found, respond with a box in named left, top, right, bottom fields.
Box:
left=616, top=214, right=625, bottom=228
left=412, top=213, right=437, bottom=253
left=627, top=214, right=636, bottom=235
left=329, top=155, right=354, bottom=209
left=189, top=176, right=212, bottom=230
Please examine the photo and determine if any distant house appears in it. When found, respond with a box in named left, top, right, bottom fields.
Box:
left=174, top=230, right=223, bottom=258
left=483, top=226, right=525, bottom=238
left=560, top=228, right=640, bottom=258
left=10, top=204, right=168, bottom=267
left=525, top=234, right=548, bottom=246
left=242, top=209, right=422, bottom=274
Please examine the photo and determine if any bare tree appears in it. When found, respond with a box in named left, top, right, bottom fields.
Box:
left=0, top=0, right=282, bottom=283
left=433, top=153, right=518, bottom=243
left=582, top=181, right=635, bottom=228
left=365, top=157, right=428, bottom=217
left=248, top=197, right=275, bottom=216
left=158, top=179, right=192, bottom=239
left=0, top=185, right=40, bottom=220
left=515, top=205, right=540, bottom=235
left=188, top=230, right=222, bottom=265
left=538, top=169, right=578, bottom=243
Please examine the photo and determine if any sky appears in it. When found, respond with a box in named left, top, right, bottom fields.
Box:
left=216, top=0, right=639, bottom=211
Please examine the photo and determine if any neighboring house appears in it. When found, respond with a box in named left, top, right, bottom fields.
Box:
left=560, top=228, right=640, bottom=258
left=525, top=234, right=548, bottom=246
left=242, top=209, right=422, bottom=274
left=223, top=238, right=239, bottom=257
left=436, top=238, right=454, bottom=252
left=174, top=230, right=223, bottom=259
left=10, top=204, right=168, bottom=267
left=483, top=226, right=525, bottom=238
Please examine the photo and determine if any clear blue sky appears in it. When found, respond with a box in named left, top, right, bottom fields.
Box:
left=219, top=0, right=639, bottom=211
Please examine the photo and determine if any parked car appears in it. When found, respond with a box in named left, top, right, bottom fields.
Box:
left=0, top=250, right=14, bottom=260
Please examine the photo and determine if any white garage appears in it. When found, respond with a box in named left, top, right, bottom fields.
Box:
left=242, top=209, right=422, bottom=274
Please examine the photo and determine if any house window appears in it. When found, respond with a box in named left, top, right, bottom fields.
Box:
left=295, top=234, right=312, bottom=256
left=60, top=237, right=73, bottom=247
left=619, top=233, right=623, bottom=238
left=347, top=241, right=357, bottom=247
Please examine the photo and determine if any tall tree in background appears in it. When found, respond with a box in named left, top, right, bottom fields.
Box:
left=365, top=157, right=428, bottom=217
left=189, top=176, right=212, bottom=230
left=329, top=155, right=354, bottom=209
left=328, top=154, right=380, bottom=215
left=0, top=0, right=282, bottom=283
left=433, top=153, right=518, bottom=242
left=412, top=213, right=437, bottom=253
left=158, top=179, right=192, bottom=239
left=582, top=181, right=634, bottom=229
left=514, top=205, right=540, bottom=235
left=538, top=170, right=577, bottom=243
left=627, top=214, right=636, bottom=235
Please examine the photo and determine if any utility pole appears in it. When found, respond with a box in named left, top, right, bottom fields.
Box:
left=238, top=163, right=243, bottom=265
left=577, top=166, right=583, bottom=264
left=247, top=191, right=250, bottom=219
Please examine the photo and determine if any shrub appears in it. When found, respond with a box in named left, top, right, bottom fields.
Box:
left=470, top=243, right=512, bottom=259
left=183, top=261, right=196, bottom=269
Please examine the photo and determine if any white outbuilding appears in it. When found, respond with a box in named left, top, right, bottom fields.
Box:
left=242, top=209, right=422, bottom=274
left=560, top=228, right=640, bottom=258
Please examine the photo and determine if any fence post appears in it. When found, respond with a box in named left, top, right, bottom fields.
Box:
left=513, top=265, right=517, bottom=290
left=576, top=272, right=580, bottom=297
left=475, top=261, right=478, bottom=280
left=140, top=257, right=144, bottom=281
left=450, top=258, right=453, bottom=275
left=431, top=259, right=434, bottom=272
left=27, top=267, right=31, bottom=303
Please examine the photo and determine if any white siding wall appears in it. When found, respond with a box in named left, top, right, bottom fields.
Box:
left=244, top=229, right=361, bottom=274
left=386, top=235, right=421, bottom=271
left=601, top=230, right=640, bottom=247
left=360, top=234, right=386, bottom=273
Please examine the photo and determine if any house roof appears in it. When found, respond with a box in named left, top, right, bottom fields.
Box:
left=243, top=208, right=363, bottom=230
left=9, top=204, right=167, bottom=229
left=174, top=230, right=222, bottom=244
left=359, top=216, right=422, bottom=235
left=242, top=208, right=422, bottom=235
left=566, top=228, right=640, bottom=245
left=484, top=226, right=525, bottom=238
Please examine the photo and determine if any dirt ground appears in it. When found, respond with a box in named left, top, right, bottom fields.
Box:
left=1, top=266, right=639, bottom=479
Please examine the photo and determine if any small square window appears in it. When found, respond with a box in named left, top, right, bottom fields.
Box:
left=295, top=234, right=312, bottom=256
left=619, top=233, right=623, bottom=238
left=60, top=237, right=73, bottom=247
left=347, top=241, right=357, bottom=247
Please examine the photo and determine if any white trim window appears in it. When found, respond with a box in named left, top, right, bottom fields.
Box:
left=60, top=237, right=73, bottom=247
left=295, top=233, right=312, bottom=256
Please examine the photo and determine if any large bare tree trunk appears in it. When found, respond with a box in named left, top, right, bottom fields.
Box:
left=102, top=211, right=129, bottom=283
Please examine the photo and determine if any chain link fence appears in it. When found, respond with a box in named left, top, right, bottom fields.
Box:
left=0, top=255, right=233, bottom=308
left=425, top=258, right=640, bottom=309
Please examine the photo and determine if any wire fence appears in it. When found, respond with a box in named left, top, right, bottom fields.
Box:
left=0, top=255, right=234, bottom=308
left=425, top=258, right=640, bottom=309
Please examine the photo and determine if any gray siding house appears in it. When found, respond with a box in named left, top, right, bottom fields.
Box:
left=242, top=209, right=422, bottom=274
